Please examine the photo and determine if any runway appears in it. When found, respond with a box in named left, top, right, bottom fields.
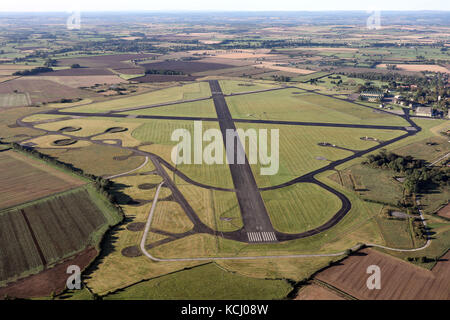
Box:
left=209, top=80, right=277, bottom=241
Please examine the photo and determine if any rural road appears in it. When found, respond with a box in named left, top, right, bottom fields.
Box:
left=429, top=152, right=450, bottom=166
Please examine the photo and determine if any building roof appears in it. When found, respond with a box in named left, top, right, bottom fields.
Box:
left=416, top=106, right=432, bottom=114
left=360, top=91, right=384, bottom=96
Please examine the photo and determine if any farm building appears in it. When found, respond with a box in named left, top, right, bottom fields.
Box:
left=360, top=91, right=385, bottom=102
left=415, top=106, right=433, bottom=117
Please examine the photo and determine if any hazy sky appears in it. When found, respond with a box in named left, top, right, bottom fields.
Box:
left=0, top=0, right=449, bottom=12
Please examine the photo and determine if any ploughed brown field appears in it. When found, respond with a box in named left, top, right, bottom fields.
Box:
left=295, top=283, right=345, bottom=300
left=0, top=151, right=85, bottom=209
left=140, top=60, right=236, bottom=73
left=0, top=78, right=93, bottom=104
left=377, top=63, right=449, bottom=73
left=112, top=67, right=146, bottom=74
left=437, top=203, right=450, bottom=219
left=131, top=74, right=199, bottom=82
left=57, top=53, right=156, bottom=69
left=315, top=249, right=450, bottom=300
left=0, top=247, right=97, bottom=299
left=35, top=67, right=115, bottom=76
left=27, top=75, right=126, bottom=88
left=0, top=189, right=108, bottom=286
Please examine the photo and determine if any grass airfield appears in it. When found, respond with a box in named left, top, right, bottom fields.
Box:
left=5, top=79, right=450, bottom=299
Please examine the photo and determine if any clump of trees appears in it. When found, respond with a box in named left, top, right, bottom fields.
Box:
left=58, top=98, right=82, bottom=103
left=145, top=69, right=184, bottom=75
left=44, top=58, right=57, bottom=67
left=356, top=81, right=382, bottom=93
left=407, top=256, right=438, bottom=263
left=13, top=66, right=53, bottom=76
left=363, top=150, right=449, bottom=194
left=412, top=220, right=427, bottom=241
left=386, top=64, right=398, bottom=70
left=271, top=75, right=291, bottom=82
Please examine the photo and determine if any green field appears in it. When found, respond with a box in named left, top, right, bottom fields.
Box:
left=377, top=222, right=450, bottom=270
left=290, top=71, right=331, bottom=82
left=65, top=82, right=211, bottom=113
left=218, top=79, right=279, bottom=95
left=38, top=143, right=146, bottom=177
left=236, top=122, right=403, bottom=187
left=150, top=200, right=194, bottom=234
left=104, top=263, right=292, bottom=300
left=132, top=117, right=402, bottom=189
left=331, top=164, right=405, bottom=206
left=177, top=184, right=243, bottom=232
left=313, top=74, right=388, bottom=92
left=394, top=134, right=450, bottom=163
left=0, top=107, right=46, bottom=142
left=132, top=119, right=234, bottom=189
left=418, top=186, right=450, bottom=215
left=226, top=88, right=409, bottom=126
left=123, top=99, right=217, bottom=118
left=375, top=217, right=416, bottom=249
left=262, top=183, right=341, bottom=234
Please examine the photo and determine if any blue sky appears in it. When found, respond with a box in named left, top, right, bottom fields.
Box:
left=0, top=0, right=449, bottom=12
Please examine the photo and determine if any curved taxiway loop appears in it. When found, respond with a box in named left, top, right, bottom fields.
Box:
left=140, top=177, right=431, bottom=262
left=274, top=177, right=352, bottom=241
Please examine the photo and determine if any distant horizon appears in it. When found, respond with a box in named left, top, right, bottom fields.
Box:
left=1, top=0, right=449, bottom=13
left=1, top=10, right=450, bottom=13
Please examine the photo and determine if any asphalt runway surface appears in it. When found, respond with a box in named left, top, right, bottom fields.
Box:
left=209, top=80, right=276, bottom=239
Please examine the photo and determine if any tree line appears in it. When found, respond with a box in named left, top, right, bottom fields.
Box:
left=12, top=66, right=53, bottom=76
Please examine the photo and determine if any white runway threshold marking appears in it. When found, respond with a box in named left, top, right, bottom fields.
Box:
left=247, top=232, right=277, bottom=243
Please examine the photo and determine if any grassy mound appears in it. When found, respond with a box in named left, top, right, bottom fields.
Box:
left=58, top=126, right=82, bottom=133
left=52, top=138, right=78, bottom=146
left=104, top=127, right=128, bottom=133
